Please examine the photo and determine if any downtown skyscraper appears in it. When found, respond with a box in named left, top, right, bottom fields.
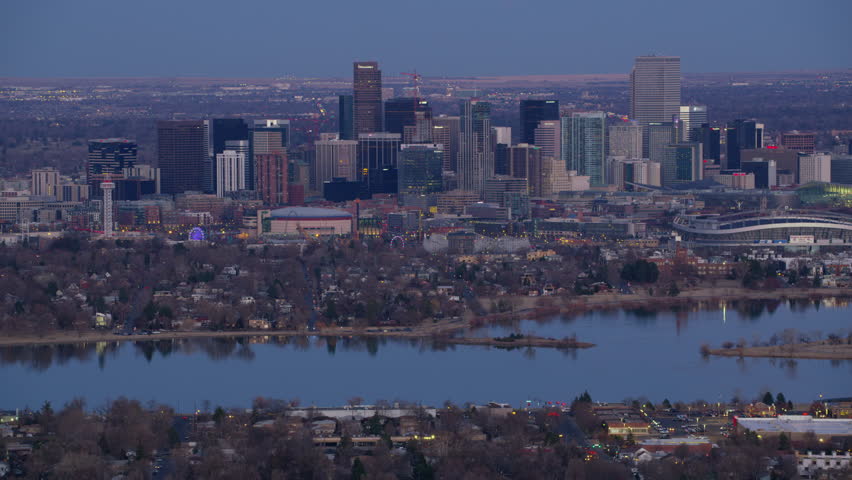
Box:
left=520, top=99, right=559, bottom=145
left=562, top=112, right=607, bottom=187
left=353, top=61, right=383, bottom=135
left=157, top=121, right=206, bottom=195
left=630, top=56, right=681, bottom=156
left=458, top=100, right=493, bottom=194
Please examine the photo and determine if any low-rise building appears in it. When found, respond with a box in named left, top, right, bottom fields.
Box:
left=734, top=415, right=852, bottom=442
left=797, top=451, right=851, bottom=479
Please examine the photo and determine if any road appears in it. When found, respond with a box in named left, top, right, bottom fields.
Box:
left=152, top=416, right=191, bottom=479
left=557, top=415, right=589, bottom=447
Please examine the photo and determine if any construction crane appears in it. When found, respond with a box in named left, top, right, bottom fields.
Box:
left=400, top=71, right=422, bottom=97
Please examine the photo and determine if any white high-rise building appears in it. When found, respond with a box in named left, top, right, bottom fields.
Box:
left=215, top=150, right=246, bottom=197
left=630, top=56, right=681, bottom=156
left=798, top=153, right=831, bottom=184
left=678, top=105, right=708, bottom=141
left=101, top=179, right=114, bottom=238
left=492, top=126, right=512, bottom=146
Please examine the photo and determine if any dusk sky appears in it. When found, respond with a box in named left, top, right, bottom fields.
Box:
left=1, top=0, right=850, bottom=78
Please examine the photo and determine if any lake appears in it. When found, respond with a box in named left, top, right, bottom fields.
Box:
left=1, top=298, right=850, bottom=411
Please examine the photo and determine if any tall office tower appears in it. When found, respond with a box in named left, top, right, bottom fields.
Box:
left=492, top=127, right=512, bottom=146
left=741, top=159, right=776, bottom=189
left=314, top=137, right=358, bottom=190
left=678, top=105, right=708, bottom=141
left=157, top=121, right=206, bottom=195
left=250, top=119, right=289, bottom=188
left=562, top=111, right=607, bottom=187
left=458, top=100, right=494, bottom=194
left=398, top=144, right=444, bottom=203
left=432, top=115, right=460, bottom=171
left=209, top=119, right=248, bottom=194
left=31, top=168, right=60, bottom=197
left=831, top=156, right=852, bottom=184
left=798, top=153, right=831, bottom=184
left=215, top=150, right=246, bottom=197
left=255, top=153, right=288, bottom=205
left=338, top=95, right=355, bottom=140
left=534, top=120, right=561, bottom=160
left=101, top=179, right=114, bottom=238
left=494, top=143, right=510, bottom=176
left=630, top=56, right=681, bottom=156
left=353, top=61, right=383, bottom=134
left=87, top=138, right=138, bottom=196
left=699, top=124, right=722, bottom=164
left=508, top=144, right=543, bottom=195
left=726, top=119, right=763, bottom=170
left=611, top=159, right=662, bottom=190
left=403, top=111, right=433, bottom=143
left=781, top=131, right=816, bottom=153
left=210, top=119, right=249, bottom=156
left=385, top=97, right=432, bottom=138
left=646, top=122, right=679, bottom=164
left=608, top=122, right=643, bottom=158
left=358, top=133, right=401, bottom=194
left=661, top=143, right=703, bottom=186
left=520, top=99, right=559, bottom=144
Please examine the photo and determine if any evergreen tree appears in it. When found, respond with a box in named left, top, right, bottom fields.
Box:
left=351, top=458, right=366, bottom=480
left=213, top=406, right=225, bottom=425
left=778, top=432, right=791, bottom=451
left=762, top=392, right=774, bottom=405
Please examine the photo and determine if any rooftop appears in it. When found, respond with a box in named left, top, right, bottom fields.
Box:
left=736, top=415, right=852, bottom=435
left=269, top=206, right=352, bottom=219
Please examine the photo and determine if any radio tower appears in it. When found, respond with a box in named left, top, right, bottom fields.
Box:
left=101, top=175, right=115, bottom=237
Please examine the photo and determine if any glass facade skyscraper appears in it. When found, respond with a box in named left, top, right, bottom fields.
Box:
left=398, top=144, right=443, bottom=202
left=358, top=133, right=401, bottom=194
left=520, top=99, right=559, bottom=145
left=562, top=112, right=607, bottom=187
left=458, top=100, right=493, bottom=194
left=661, top=143, right=703, bottom=186
left=338, top=95, right=355, bottom=140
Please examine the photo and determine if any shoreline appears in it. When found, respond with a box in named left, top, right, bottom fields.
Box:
left=0, top=286, right=849, bottom=349
left=707, top=340, right=852, bottom=360
left=434, top=335, right=595, bottom=350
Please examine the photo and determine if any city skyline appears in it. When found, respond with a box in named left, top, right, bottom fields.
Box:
left=1, top=0, right=850, bottom=78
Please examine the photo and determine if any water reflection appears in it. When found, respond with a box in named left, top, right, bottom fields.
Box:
left=0, top=334, right=503, bottom=371
left=1, top=298, right=850, bottom=374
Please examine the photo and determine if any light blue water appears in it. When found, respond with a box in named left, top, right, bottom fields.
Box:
left=1, top=299, right=849, bottom=410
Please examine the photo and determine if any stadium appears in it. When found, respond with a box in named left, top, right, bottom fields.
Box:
left=259, top=206, right=353, bottom=237
left=672, top=210, right=852, bottom=245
